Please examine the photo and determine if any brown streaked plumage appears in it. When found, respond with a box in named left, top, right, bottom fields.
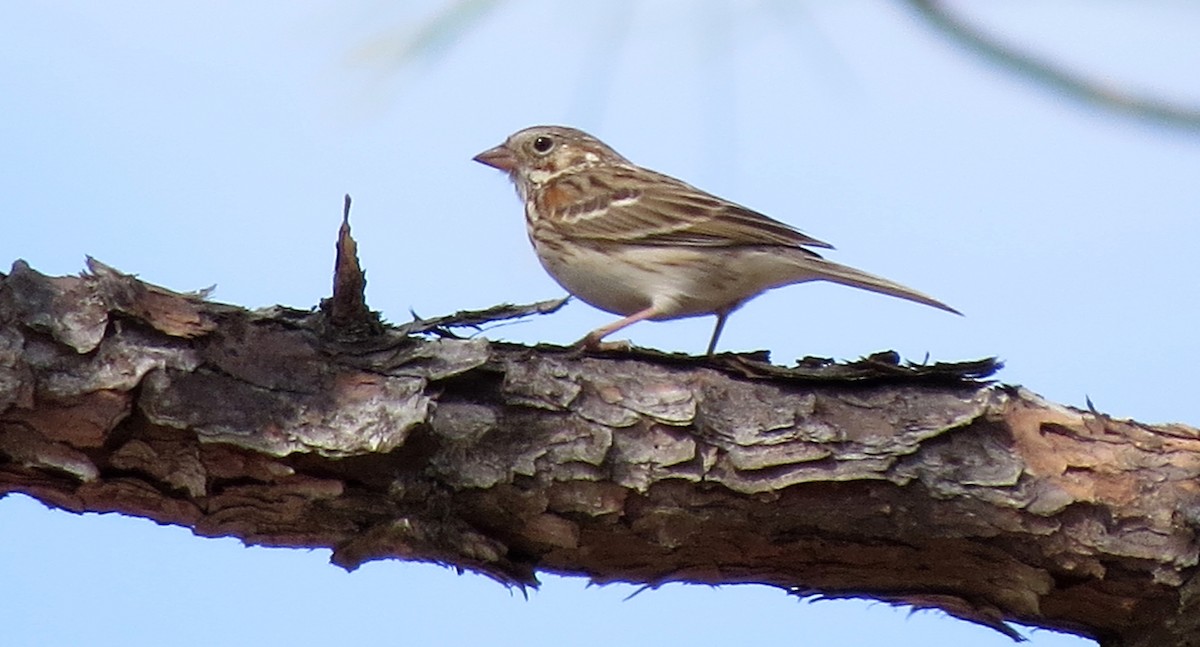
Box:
left=474, top=125, right=959, bottom=355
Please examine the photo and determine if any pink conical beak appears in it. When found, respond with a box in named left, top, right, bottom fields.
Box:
left=473, top=144, right=518, bottom=172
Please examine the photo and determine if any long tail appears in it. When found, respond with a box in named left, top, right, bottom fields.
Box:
left=807, top=257, right=961, bottom=315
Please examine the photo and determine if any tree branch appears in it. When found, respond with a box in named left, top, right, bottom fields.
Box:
left=2, top=259, right=1198, bottom=646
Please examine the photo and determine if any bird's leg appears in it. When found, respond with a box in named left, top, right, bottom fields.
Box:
left=705, top=309, right=731, bottom=357
left=575, top=305, right=663, bottom=351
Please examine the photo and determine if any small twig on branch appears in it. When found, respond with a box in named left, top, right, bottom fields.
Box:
left=399, top=296, right=570, bottom=338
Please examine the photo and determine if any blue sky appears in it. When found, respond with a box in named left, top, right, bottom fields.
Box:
left=3, top=2, right=1198, bottom=645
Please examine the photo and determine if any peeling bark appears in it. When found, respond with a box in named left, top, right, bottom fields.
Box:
left=2, top=259, right=1198, bottom=646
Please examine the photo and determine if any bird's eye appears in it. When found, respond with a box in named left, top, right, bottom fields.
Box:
left=532, top=136, right=554, bottom=154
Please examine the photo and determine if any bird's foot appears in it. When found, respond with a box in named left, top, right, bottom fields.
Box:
left=570, top=334, right=632, bottom=355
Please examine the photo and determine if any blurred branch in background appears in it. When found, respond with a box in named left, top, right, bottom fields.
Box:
left=352, top=0, right=501, bottom=68
left=903, top=0, right=1200, bottom=133
left=365, top=0, right=1200, bottom=135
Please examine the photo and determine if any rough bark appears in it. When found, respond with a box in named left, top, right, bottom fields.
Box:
left=2, top=259, right=1198, bottom=647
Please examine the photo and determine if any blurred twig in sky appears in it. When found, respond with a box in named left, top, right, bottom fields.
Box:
left=354, top=0, right=501, bottom=67
left=364, top=0, right=1200, bottom=134
left=903, top=0, right=1200, bottom=133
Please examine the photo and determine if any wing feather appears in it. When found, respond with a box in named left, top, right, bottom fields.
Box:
left=548, top=166, right=833, bottom=251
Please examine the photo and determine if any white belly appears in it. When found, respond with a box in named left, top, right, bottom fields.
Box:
left=534, top=241, right=815, bottom=319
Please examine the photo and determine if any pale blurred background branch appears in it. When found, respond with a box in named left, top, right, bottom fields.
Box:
left=370, top=0, right=1200, bottom=134
left=903, top=0, right=1200, bottom=133
left=353, top=0, right=500, bottom=68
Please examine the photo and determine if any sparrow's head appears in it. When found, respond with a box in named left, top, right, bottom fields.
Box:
left=474, top=126, right=628, bottom=195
